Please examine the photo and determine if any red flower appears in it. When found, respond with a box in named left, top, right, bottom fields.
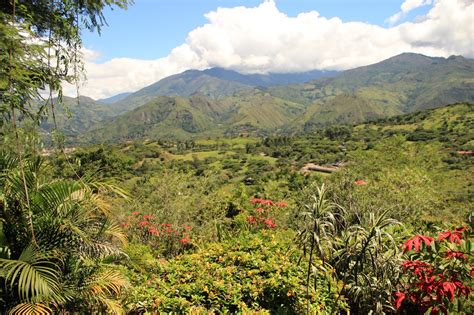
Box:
left=132, top=211, right=141, bottom=216
left=394, top=292, right=406, bottom=309
left=143, top=215, right=154, bottom=220
left=161, top=223, right=172, bottom=228
left=438, top=227, right=466, bottom=244
left=246, top=216, right=257, bottom=224
left=250, top=198, right=262, bottom=205
left=179, top=235, right=190, bottom=245
left=120, top=222, right=129, bottom=228
left=261, top=199, right=274, bottom=206
left=250, top=198, right=274, bottom=206
left=402, top=235, right=434, bottom=253
left=354, top=180, right=367, bottom=186
left=183, top=225, right=192, bottom=231
left=254, top=207, right=264, bottom=213
left=445, top=250, right=466, bottom=260
left=139, top=221, right=150, bottom=226
left=148, top=227, right=159, bottom=235
left=275, top=201, right=287, bottom=207
left=264, top=218, right=276, bottom=229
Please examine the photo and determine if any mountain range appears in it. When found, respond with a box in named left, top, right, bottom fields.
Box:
left=41, top=53, right=474, bottom=142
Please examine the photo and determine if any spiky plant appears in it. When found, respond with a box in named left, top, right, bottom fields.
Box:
left=0, top=151, right=128, bottom=314
left=296, top=184, right=403, bottom=314
left=332, top=210, right=402, bottom=314
left=294, top=184, right=344, bottom=314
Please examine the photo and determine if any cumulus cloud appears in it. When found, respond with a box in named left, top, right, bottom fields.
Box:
left=71, top=0, right=474, bottom=99
left=388, top=0, right=433, bottom=24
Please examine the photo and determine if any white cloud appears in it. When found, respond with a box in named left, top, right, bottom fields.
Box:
left=70, top=0, right=474, bottom=99
left=388, top=0, right=433, bottom=24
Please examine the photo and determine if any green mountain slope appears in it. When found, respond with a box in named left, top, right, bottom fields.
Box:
left=110, top=68, right=339, bottom=115
left=80, top=91, right=307, bottom=142
left=40, top=96, right=115, bottom=136
left=297, top=94, right=397, bottom=131
left=81, top=95, right=230, bottom=142
left=269, top=53, right=474, bottom=128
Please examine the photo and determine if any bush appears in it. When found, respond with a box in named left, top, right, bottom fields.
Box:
left=122, top=231, right=347, bottom=313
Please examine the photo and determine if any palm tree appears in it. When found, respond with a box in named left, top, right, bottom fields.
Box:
left=0, top=151, right=128, bottom=314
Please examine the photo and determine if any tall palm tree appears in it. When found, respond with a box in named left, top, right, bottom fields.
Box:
left=0, top=151, right=128, bottom=314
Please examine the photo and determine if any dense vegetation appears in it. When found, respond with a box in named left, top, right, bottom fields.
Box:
left=41, top=103, right=473, bottom=313
left=1, top=1, right=472, bottom=314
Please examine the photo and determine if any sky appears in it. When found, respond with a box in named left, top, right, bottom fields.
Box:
left=69, top=0, right=474, bottom=99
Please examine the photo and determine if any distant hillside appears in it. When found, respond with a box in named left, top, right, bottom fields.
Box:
left=98, top=92, right=131, bottom=104
left=298, top=94, right=397, bottom=131
left=357, top=103, right=474, bottom=148
left=111, top=68, right=339, bottom=114
left=269, top=53, right=474, bottom=128
left=80, top=90, right=307, bottom=142
left=39, top=96, right=115, bottom=136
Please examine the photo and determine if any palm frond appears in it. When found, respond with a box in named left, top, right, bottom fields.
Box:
left=8, top=302, right=53, bottom=315
left=0, top=245, right=64, bottom=303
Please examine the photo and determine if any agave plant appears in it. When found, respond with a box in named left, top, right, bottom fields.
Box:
left=0, top=151, right=129, bottom=314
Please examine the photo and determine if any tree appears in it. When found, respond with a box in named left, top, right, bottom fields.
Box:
left=1, top=0, right=132, bottom=123
left=0, top=1, right=132, bottom=313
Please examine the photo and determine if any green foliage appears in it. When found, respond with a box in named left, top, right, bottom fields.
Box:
left=0, top=153, right=128, bottom=313
left=122, top=231, right=347, bottom=314
left=295, top=185, right=403, bottom=314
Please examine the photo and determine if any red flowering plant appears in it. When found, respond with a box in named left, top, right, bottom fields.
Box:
left=245, top=198, right=287, bottom=230
left=120, top=211, right=193, bottom=257
left=394, top=227, right=473, bottom=314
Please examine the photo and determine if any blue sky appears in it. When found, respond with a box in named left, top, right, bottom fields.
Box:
left=82, top=0, right=432, bottom=62
left=73, top=0, right=472, bottom=99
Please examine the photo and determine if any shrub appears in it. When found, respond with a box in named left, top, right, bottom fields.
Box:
left=395, top=227, right=473, bottom=314
left=122, top=231, right=347, bottom=313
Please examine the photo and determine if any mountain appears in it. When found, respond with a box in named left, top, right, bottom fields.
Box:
left=39, top=96, right=115, bottom=136
left=111, top=68, right=339, bottom=114
left=98, top=92, right=132, bottom=104
left=64, top=53, right=474, bottom=142
left=200, top=68, right=338, bottom=87
left=80, top=90, right=308, bottom=142
left=269, top=53, right=474, bottom=128
left=81, top=95, right=230, bottom=142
